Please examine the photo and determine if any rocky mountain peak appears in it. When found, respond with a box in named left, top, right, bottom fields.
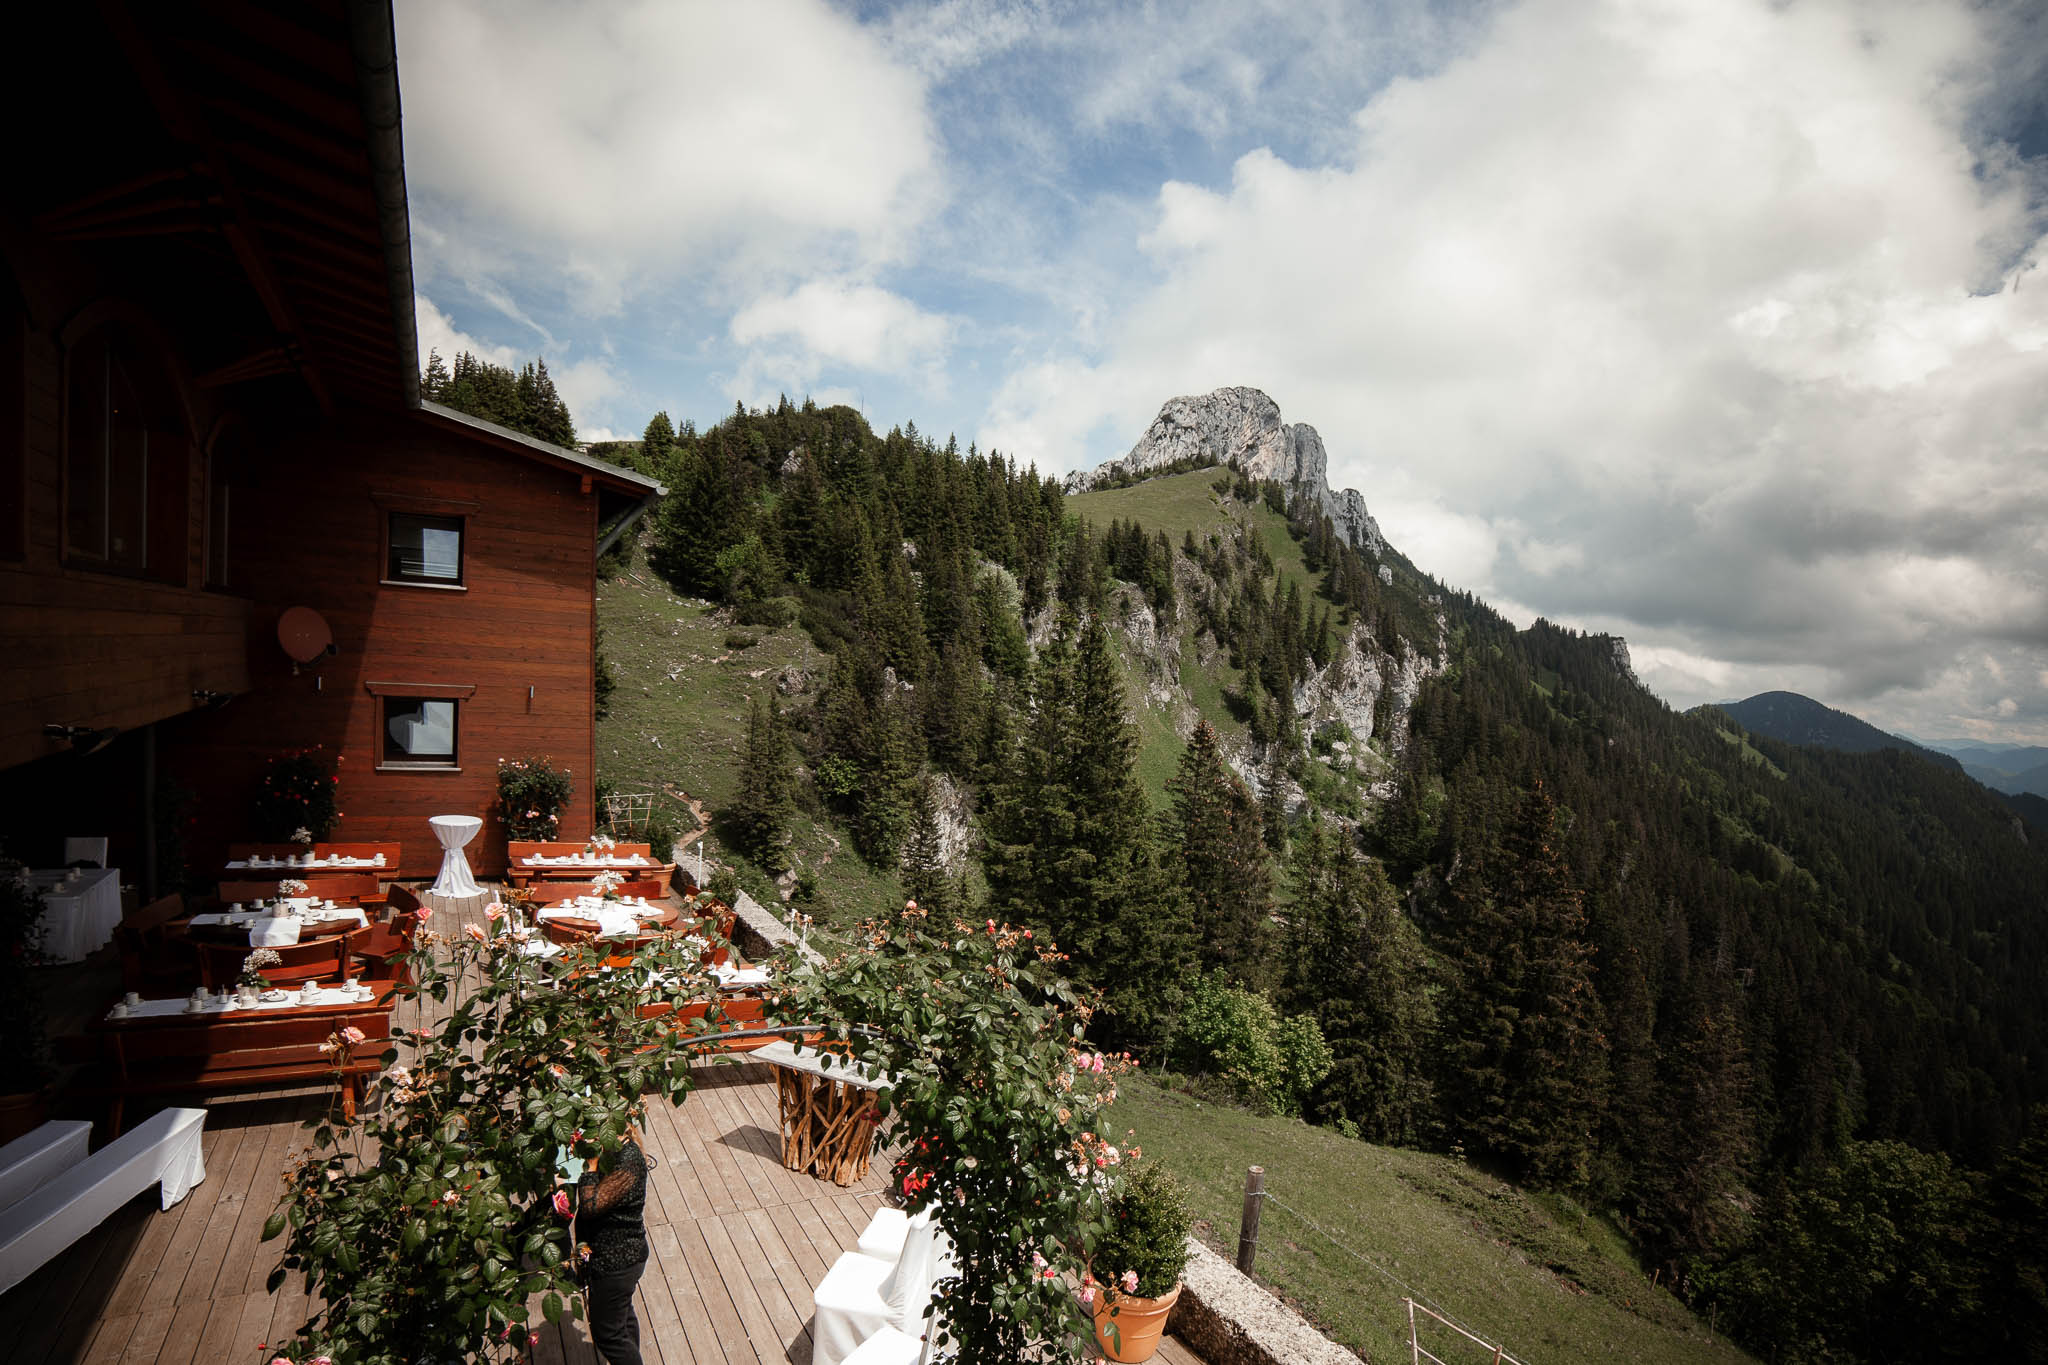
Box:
left=1065, top=386, right=1387, bottom=555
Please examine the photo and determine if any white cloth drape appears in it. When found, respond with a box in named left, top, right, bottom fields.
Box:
left=814, top=1209, right=952, bottom=1365
left=427, top=815, right=483, bottom=898
left=0, top=1107, right=206, bottom=1294
left=31, top=868, right=122, bottom=963
left=0, top=1121, right=91, bottom=1216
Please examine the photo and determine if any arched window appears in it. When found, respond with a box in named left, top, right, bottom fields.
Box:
left=64, top=324, right=189, bottom=582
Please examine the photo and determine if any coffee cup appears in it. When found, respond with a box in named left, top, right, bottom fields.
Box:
left=110, top=1002, right=129, bottom=1019
left=124, top=990, right=141, bottom=1006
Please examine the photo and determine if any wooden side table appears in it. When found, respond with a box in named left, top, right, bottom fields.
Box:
left=754, top=1041, right=889, bottom=1186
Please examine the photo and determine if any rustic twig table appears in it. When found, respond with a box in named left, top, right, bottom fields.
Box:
left=752, top=1040, right=890, bottom=1186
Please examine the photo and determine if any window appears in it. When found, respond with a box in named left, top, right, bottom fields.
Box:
left=64, top=326, right=188, bottom=582
left=386, top=512, right=464, bottom=585
left=381, top=697, right=460, bottom=768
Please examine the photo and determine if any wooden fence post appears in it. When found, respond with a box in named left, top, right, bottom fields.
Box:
left=1236, top=1165, right=1265, bottom=1273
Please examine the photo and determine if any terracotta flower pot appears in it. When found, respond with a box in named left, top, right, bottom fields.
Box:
left=1093, top=1282, right=1182, bottom=1362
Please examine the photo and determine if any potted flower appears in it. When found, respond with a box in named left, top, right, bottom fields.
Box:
left=1090, top=1160, right=1194, bottom=1363
left=253, top=749, right=340, bottom=843
left=0, top=859, right=53, bottom=1141
left=496, top=757, right=573, bottom=845
left=238, top=948, right=283, bottom=1005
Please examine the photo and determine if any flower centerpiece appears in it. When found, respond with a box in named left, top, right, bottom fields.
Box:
left=253, top=749, right=340, bottom=843
left=583, top=832, right=617, bottom=859
left=590, top=868, right=626, bottom=902
left=1089, top=1161, right=1195, bottom=1362
left=238, top=948, right=283, bottom=1004
left=497, top=756, right=573, bottom=842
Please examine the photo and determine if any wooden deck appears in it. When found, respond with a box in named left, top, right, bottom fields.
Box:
left=4, top=893, right=1205, bottom=1364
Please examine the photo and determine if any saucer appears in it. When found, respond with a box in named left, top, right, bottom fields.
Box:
left=260, top=989, right=288, bottom=1002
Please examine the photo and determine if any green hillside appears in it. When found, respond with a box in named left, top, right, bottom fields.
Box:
left=594, top=560, right=908, bottom=928
left=1118, top=1076, right=1751, bottom=1365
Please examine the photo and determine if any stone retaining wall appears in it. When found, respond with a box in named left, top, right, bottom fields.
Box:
left=1169, top=1238, right=1362, bottom=1364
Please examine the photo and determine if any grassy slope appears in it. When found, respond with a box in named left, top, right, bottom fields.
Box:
left=1117, top=1077, right=1752, bottom=1365
left=594, top=559, right=905, bottom=930
left=1070, top=468, right=1333, bottom=806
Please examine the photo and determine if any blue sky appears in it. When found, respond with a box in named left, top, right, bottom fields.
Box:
left=395, top=0, right=2048, bottom=743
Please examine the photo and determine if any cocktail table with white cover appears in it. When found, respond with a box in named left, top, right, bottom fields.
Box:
left=0, top=1106, right=206, bottom=1294
left=29, top=867, right=122, bottom=963
left=427, top=814, right=484, bottom=898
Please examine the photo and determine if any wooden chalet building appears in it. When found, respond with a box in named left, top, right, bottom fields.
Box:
left=0, top=2, right=662, bottom=886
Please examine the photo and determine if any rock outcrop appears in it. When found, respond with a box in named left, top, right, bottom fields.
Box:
left=1065, top=387, right=1387, bottom=555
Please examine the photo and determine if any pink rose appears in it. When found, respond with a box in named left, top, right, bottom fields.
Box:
left=415, top=906, right=432, bottom=922
left=1079, top=1284, right=1095, bottom=1305
left=340, top=1026, right=366, bottom=1046
left=465, top=924, right=487, bottom=942
left=529, top=1333, right=540, bottom=1347
left=1122, top=1269, right=1139, bottom=1294
left=486, top=903, right=505, bottom=921
left=553, top=1190, right=572, bottom=1218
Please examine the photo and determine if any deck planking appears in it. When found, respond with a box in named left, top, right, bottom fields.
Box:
left=6, top=887, right=1209, bottom=1363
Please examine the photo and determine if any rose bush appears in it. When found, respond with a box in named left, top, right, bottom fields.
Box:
left=496, top=757, right=573, bottom=841
left=254, top=749, right=339, bottom=843
left=769, top=904, right=1126, bottom=1362
left=261, top=913, right=738, bottom=1361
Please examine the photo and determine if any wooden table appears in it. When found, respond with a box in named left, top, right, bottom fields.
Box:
left=175, top=907, right=368, bottom=945
left=72, top=982, right=399, bottom=1136
left=534, top=901, right=680, bottom=936
left=753, top=1040, right=889, bottom=1186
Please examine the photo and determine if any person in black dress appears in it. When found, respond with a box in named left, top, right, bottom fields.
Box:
left=576, top=1127, right=650, bottom=1365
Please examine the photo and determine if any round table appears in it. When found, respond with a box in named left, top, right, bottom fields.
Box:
left=427, top=815, right=484, bottom=898
left=539, top=902, right=681, bottom=936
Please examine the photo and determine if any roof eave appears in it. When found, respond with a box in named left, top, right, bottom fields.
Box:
left=416, top=400, right=665, bottom=496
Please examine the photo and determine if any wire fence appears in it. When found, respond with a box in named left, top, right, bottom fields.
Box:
left=1258, top=1188, right=1527, bottom=1365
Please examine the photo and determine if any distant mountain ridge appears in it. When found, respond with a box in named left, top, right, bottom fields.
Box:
left=1915, top=740, right=2048, bottom=797
left=1063, top=387, right=1388, bottom=555
left=1706, top=691, right=1962, bottom=771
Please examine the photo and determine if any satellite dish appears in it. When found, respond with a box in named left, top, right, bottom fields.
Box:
left=277, top=607, right=333, bottom=670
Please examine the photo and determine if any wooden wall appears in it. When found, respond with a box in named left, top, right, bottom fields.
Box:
left=0, top=307, right=250, bottom=775
left=159, top=409, right=600, bottom=881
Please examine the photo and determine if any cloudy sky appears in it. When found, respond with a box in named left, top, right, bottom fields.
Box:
left=395, top=0, right=2048, bottom=744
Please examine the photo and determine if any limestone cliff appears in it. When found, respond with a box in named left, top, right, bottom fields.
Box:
left=1065, top=387, right=1387, bottom=555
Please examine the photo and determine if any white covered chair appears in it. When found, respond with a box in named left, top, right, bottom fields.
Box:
left=857, top=1205, right=909, bottom=1262
left=63, top=836, right=108, bottom=867
left=842, top=1325, right=928, bottom=1364
left=813, top=1208, right=951, bottom=1365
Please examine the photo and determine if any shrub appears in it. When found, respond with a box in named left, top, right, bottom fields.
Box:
left=1171, top=971, right=1331, bottom=1115
left=253, top=748, right=339, bottom=842
left=734, top=596, right=797, bottom=628
left=262, top=916, right=724, bottom=1360
left=0, top=860, right=50, bottom=1092
left=772, top=905, right=1123, bottom=1361
left=724, top=630, right=759, bottom=650
left=497, top=757, right=573, bottom=841
left=1093, top=1161, right=1193, bottom=1299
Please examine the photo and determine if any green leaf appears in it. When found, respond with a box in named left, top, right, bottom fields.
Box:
left=262, top=1210, right=287, bottom=1241
left=543, top=1291, right=563, bottom=1323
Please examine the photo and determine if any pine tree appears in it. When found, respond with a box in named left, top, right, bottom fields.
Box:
left=901, top=775, right=955, bottom=917
left=1439, top=779, right=1606, bottom=1186
left=421, top=348, right=449, bottom=400
left=727, top=694, right=795, bottom=870
left=1283, top=819, right=1435, bottom=1142
left=642, top=410, right=675, bottom=470
left=1167, top=721, right=1271, bottom=979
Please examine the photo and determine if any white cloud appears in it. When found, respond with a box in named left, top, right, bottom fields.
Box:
left=983, top=0, right=2048, bottom=739
left=396, top=0, right=942, bottom=310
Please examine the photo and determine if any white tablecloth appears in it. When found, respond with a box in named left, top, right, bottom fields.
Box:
left=428, top=815, right=483, bottom=898
left=31, top=868, right=122, bottom=963
left=187, top=907, right=368, bottom=945
left=227, top=855, right=382, bottom=870
left=107, top=986, right=376, bottom=1021
left=0, top=1121, right=91, bottom=1217
left=0, top=1107, right=206, bottom=1294
left=537, top=897, right=662, bottom=938
left=521, top=854, right=650, bottom=867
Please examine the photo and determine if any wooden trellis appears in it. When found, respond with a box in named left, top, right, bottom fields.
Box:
left=601, top=790, right=654, bottom=838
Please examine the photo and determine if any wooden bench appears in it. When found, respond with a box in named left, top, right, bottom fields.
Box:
left=67, top=984, right=398, bottom=1136
left=507, top=841, right=665, bottom=886
left=113, top=893, right=197, bottom=995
